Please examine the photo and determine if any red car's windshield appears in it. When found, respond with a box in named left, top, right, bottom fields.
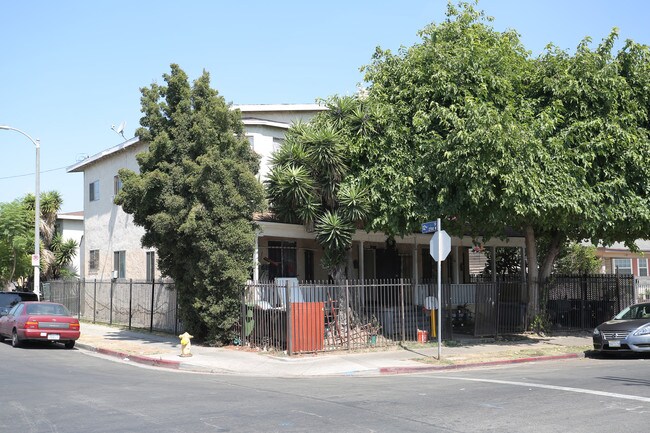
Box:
left=25, top=304, right=70, bottom=316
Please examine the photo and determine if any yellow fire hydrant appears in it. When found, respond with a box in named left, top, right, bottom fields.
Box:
left=178, top=332, right=193, bottom=357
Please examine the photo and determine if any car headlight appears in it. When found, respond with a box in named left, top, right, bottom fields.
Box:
left=633, top=325, right=650, bottom=336
left=593, top=328, right=600, bottom=336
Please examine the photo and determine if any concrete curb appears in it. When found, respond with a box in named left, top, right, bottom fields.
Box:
left=379, top=353, right=582, bottom=375
left=76, top=341, right=585, bottom=376
left=76, top=342, right=182, bottom=370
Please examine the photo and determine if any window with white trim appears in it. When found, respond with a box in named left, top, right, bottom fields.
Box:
left=113, top=250, right=126, bottom=279
left=612, top=258, right=632, bottom=275
left=639, top=258, right=648, bottom=277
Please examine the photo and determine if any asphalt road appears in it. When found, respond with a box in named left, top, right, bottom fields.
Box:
left=2, top=341, right=650, bottom=433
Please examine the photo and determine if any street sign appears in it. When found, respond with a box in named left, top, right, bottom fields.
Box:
left=430, top=230, right=451, bottom=262
left=421, top=221, right=437, bottom=234
left=31, top=254, right=40, bottom=267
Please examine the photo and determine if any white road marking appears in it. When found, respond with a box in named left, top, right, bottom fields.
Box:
left=438, top=376, right=650, bottom=403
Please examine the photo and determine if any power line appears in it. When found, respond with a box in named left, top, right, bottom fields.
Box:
left=0, top=165, right=69, bottom=180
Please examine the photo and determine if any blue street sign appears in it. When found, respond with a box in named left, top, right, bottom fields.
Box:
left=421, top=221, right=437, bottom=234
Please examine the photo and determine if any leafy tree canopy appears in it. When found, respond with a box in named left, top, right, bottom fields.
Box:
left=554, top=243, right=602, bottom=275
left=0, top=200, right=32, bottom=287
left=115, top=64, right=265, bottom=343
left=354, top=1, right=650, bottom=316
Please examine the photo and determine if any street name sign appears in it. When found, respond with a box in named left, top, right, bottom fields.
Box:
left=421, top=221, right=437, bottom=234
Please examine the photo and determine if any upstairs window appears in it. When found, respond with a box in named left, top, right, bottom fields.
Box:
left=114, top=175, right=123, bottom=195
left=89, top=180, right=99, bottom=202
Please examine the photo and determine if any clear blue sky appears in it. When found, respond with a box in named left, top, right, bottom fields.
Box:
left=1, top=0, right=648, bottom=213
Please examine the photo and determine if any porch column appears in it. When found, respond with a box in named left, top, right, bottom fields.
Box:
left=347, top=246, right=355, bottom=279
left=253, top=231, right=260, bottom=282
left=412, top=236, right=418, bottom=285
left=490, top=246, right=497, bottom=282
left=359, top=240, right=365, bottom=281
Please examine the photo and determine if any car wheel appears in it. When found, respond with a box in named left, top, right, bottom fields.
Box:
left=11, top=330, right=21, bottom=348
left=64, top=340, right=75, bottom=349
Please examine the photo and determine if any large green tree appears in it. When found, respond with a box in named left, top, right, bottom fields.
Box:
left=115, top=64, right=265, bottom=343
left=355, top=2, right=650, bottom=320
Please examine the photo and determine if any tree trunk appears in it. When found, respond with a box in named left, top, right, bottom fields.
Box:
left=524, top=225, right=539, bottom=321
left=539, top=231, right=563, bottom=285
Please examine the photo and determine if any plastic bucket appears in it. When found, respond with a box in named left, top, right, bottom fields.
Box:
left=417, top=329, right=428, bottom=343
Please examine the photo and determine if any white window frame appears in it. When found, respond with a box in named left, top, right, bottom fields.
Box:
left=639, top=258, right=648, bottom=277
left=612, top=258, right=633, bottom=275
left=113, top=250, right=126, bottom=279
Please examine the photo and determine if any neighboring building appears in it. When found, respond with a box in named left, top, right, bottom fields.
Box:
left=67, top=103, right=525, bottom=286
left=594, top=240, right=650, bottom=296
left=55, top=211, right=84, bottom=277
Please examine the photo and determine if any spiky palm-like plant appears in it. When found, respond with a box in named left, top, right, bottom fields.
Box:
left=266, top=98, right=371, bottom=280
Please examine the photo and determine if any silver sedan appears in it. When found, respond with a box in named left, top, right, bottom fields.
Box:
left=593, top=302, right=650, bottom=353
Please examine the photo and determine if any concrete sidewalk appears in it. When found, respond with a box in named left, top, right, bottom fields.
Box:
left=75, top=322, right=594, bottom=377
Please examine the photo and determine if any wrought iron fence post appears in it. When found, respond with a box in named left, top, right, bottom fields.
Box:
left=345, top=280, right=351, bottom=351
left=174, top=285, right=179, bottom=335
left=150, top=279, right=156, bottom=332
left=128, top=279, right=133, bottom=330
left=495, top=283, right=500, bottom=339
left=286, top=281, right=293, bottom=356
left=93, top=279, right=97, bottom=324
left=109, top=279, right=114, bottom=325
left=400, top=279, right=406, bottom=343
left=241, top=286, right=246, bottom=346
left=77, top=278, right=81, bottom=320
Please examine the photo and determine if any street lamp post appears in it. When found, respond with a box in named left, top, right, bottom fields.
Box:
left=0, top=126, right=41, bottom=298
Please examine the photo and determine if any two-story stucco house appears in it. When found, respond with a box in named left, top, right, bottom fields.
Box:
left=67, top=103, right=525, bottom=287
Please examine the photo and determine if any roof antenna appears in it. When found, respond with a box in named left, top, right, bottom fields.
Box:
left=111, top=121, right=126, bottom=139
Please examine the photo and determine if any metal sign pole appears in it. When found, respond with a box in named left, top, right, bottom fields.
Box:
left=437, top=218, right=442, bottom=359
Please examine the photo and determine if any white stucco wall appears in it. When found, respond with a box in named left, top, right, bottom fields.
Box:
left=56, top=213, right=84, bottom=276
left=69, top=104, right=326, bottom=281
left=80, top=141, right=156, bottom=280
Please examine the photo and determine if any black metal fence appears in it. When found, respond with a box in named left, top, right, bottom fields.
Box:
left=544, top=274, right=635, bottom=330
left=241, top=279, right=528, bottom=354
left=42, top=279, right=179, bottom=333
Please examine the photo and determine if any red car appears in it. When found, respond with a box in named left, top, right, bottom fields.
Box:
left=0, top=301, right=80, bottom=349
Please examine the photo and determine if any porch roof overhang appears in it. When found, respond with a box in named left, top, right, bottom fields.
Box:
left=256, top=221, right=526, bottom=248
